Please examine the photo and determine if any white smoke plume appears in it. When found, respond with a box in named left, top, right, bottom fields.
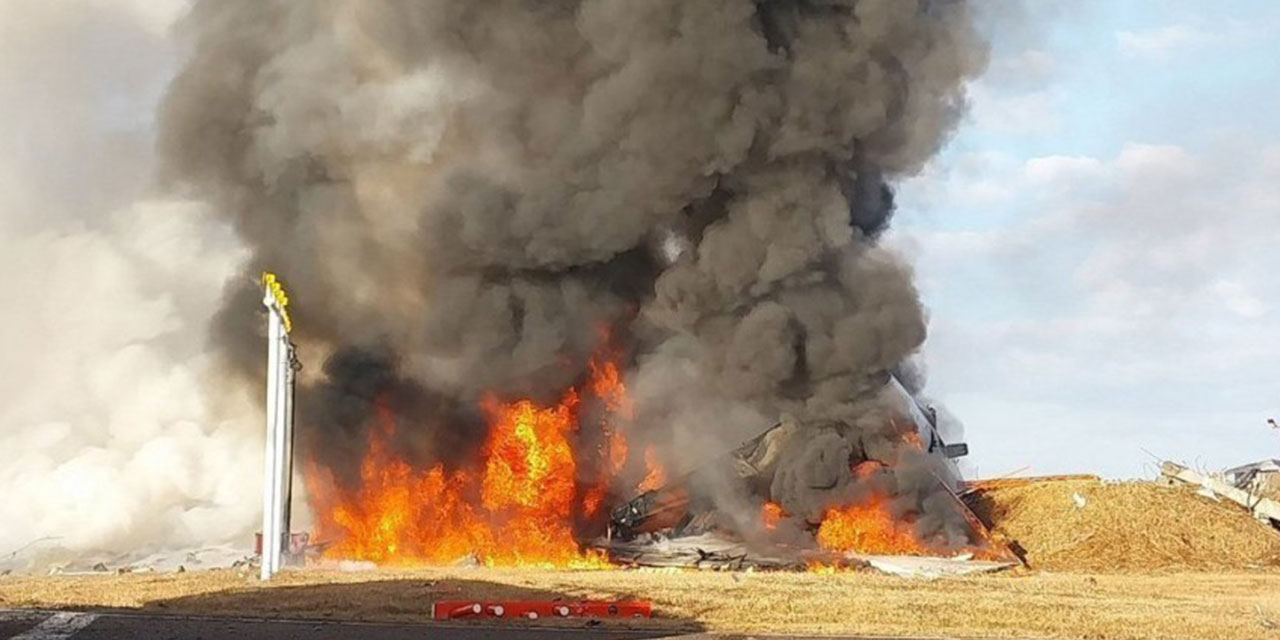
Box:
left=0, top=1, right=261, bottom=568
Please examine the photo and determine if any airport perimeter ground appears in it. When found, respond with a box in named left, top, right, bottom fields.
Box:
left=6, top=480, right=1279, bottom=638
left=3, top=566, right=1279, bottom=640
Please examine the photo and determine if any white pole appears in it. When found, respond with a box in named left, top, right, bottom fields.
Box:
left=281, top=341, right=296, bottom=561
left=270, top=330, right=290, bottom=573
left=260, top=290, right=282, bottom=580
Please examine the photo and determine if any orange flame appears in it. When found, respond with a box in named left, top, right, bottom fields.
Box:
left=815, top=495, right=929, bottom=557
left=589, top=357, right=633, bottom=419
left=814, top=459, right=1006, bottom=562
left=583, top=355, right=633, bottom=518
left=901, top=430, right=924, bottom=450
left=636, top=445, right=667, bottom=492
left=761, top=502, right=784, bottom=530
left=814, top=460, right=929, bottom=556
left=306, top=348, right=634, bottom=567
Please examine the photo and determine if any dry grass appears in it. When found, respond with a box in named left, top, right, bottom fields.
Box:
left=5, top=479, right=1279, bottom=638
left=3, top=566, right=1280, bottom=639
left=970, top=479, right=1280, bottom=572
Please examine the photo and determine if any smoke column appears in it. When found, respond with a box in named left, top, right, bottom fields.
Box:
left=0, top=0, right=262, bottom=569
left=160, top=0, right=989, bottom=545
left=157, top=0, right=988, bottom=547
left=0, top=0, right=994, bottom=569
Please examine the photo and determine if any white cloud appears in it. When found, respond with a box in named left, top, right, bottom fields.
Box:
left=1212, top=280, right=1267, bottom=319
left=1117, top=25, right=1218, bottom=60
left=907, top=140, right=1280, bottom=477
left=1113, top=143, right=1200, bottom=182
left=896, top=151, right=1022, bottom=222
left=986, top=48, right=1058, bottom=89
left=1023, top=155, right=1107, bottom=190
left=967, top=84, right=1061, bottom=136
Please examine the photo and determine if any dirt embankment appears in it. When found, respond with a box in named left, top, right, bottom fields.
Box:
left=969, top=478, right=1280, bottom=572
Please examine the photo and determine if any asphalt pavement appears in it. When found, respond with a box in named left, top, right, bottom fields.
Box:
left=0, top=609, right=986, bottom=640
left=0, top=610, right=681, bottom=640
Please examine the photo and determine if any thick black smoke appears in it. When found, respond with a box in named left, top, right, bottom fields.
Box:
left=159, top=0, right=987, bottom=547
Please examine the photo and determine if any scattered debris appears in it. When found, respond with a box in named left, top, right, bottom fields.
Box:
left=604, top=418, right=1016, bottom=569
left=3, top=544, right=255, bottom=576
left=451, top=554, right=480, bottom=568
left=600, top=531, right=1017, bottom=576
left=854, top=554, right=1016, bottom=579
left=1197, top=486, right=1222, bottom=501
left=1223, top=459, right=1280, bottom=502
left=1257, top=605, right=1278, bottom=631
left=1161, top=462, right=1280, bottom=526
left=431, top=599, right=652, bottom=621
left=601, top=533, right=822, bottom=571
left=336, top=560, right=376, bottom=572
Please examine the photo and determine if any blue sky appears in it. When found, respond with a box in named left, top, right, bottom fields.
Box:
left=894, top=1, right=1280, bottom=478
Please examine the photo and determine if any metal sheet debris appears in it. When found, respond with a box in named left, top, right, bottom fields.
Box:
left=1161, top=461, right=1280, bottom=525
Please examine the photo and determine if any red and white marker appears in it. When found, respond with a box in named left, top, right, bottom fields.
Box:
left=432, top=600, right=653, bottom=621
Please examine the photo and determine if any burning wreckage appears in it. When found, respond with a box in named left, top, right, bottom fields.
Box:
left=158, top=1, right=1006, bottom=573
left=292, top=355, right=1016, bottom=572
left=599, top=377, right=1014, bottom=570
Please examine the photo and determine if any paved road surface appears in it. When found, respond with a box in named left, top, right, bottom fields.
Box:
left=0, top=610, right=984, bottom=640
left=0, top=610, right=685, bottom=640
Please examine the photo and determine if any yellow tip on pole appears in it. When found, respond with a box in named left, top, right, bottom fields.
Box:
left=261, top=272, right=293, bottom=334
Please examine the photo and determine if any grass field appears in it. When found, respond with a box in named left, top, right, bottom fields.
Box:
left=4, top=480, right=1278, bottom=638
left=3, top=566, right=1279, bottom=639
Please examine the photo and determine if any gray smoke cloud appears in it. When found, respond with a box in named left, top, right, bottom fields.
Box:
left=158, top=0, right=988, bottom=548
